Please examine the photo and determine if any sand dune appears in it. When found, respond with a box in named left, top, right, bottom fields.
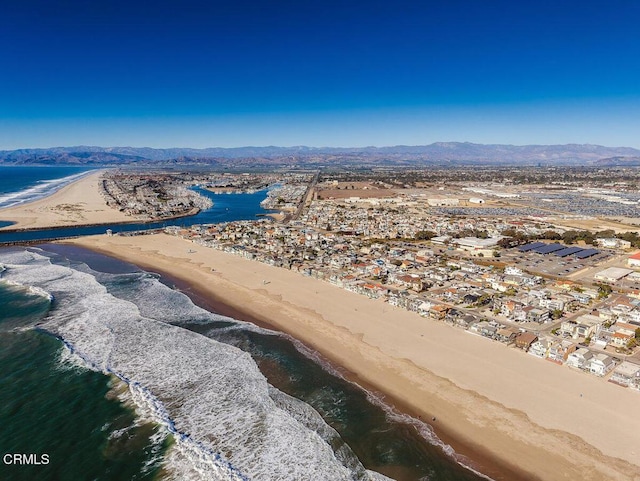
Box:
left=65, top=233, right=640, bottom=481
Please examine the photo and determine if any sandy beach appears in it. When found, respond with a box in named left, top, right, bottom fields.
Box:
left=65, top=233, right=640, bottom=481
left=0, top=170, right=137, bottom=230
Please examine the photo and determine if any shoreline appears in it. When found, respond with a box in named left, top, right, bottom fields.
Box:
left=162, top=268, right=525, bottom=481
left=0, top=170, right=136, bottom=230
left=60, top=233, right=640, bottom=481
left=0, top=170, right=201, bottom=234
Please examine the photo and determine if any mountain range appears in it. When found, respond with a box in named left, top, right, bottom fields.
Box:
left=1, top=143, right=640, bottom=167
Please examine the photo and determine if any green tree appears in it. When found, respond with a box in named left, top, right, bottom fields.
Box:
left=543, top=230, right=561, bottom=240
left=414, top=230, right=437, bottom=240
left=595, top=283, right=612, bottom=299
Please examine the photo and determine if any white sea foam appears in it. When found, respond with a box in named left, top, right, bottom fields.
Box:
left=90, top=265, right=489, bottom=479
left=55, top=343, right=92, bottom=373
left=0, top=171, right=92, bottom=209
left=0, top=249, right=385, bottom=481
left=0, top=278, right=54, bottom=302
left=187, top=306, right=494, bottom=480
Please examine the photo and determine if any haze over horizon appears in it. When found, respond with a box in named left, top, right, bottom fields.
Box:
left=2, top=1, right=639, bottom=150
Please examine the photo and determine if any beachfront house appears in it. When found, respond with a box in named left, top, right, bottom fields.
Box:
left=480, top=323, right=498, bottom=339
left=547, top=340, right=577, bottom=364
left=456, top=313, right=478, bottom=330
left=495, top=327, right=518, bottom=344
left=428, top=304, right=450, bottom=321
left=529, top=338, right=552, bottom=358
left=609, top=361, right=640, bottom=388
left=566, top=348, right=594, bottom=369
left=515, top=332, right=538, bottom=351
left=588, top=353, right=616, bottom=377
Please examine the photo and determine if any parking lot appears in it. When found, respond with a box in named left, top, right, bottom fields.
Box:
left=501, top=248, right=613, bottom=277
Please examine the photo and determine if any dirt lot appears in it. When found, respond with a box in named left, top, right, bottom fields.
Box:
left=316, top=181, right=397, bottom=199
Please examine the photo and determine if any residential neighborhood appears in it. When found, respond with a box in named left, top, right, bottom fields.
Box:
left=144, top=171, right=640, bottom=392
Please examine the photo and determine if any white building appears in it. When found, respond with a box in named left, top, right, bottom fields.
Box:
left=594, top=267, right=633, bottom=283
left=588, top=353, right=615, bottom=376
left=566, top=348, right=594, bottom=369
left=610, top=361, right=640, bottom=388
left=628, top=252, right=640, bottom=268
left=427, top=198, right=459, bottom=207
left=595, top=238, right=631, bottom=249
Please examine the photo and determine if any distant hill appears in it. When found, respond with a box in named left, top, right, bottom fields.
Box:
left=1, top=143, right=640, bottom=167
left=0, top=149, right=149, bottom=165
left=593, top=156, right=640, bottom=166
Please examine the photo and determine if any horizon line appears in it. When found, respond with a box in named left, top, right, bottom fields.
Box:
left=2, top=141, right=640, bottom=151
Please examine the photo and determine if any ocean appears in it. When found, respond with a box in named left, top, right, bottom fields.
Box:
left=0, top=244, right=490, bottom=481
left=0, top=166, right=95, bottom=211
left=0, top=167, right=492, bottom=480
left=0, top=258, right=167, bottom=481
left=0, top=165, right=274, bottom=243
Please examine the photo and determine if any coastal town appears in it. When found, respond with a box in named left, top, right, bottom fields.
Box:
left=2, top=167, right=640, bottom=481
left=100, top=171, right=213, bottom=219
left=4, top=3, right=640, bottom=479
left=111, top=169, right=640, bottom=392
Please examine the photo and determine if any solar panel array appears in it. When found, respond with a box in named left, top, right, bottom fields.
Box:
left=553, top=246, right=583, bottom=257
left=533, top=243, right=565, bottom=254
left=516, top=243, right=601, bottom=259
left=518, top=242, right=545, bottom=252
left=573, top=248, right=600, bottom=259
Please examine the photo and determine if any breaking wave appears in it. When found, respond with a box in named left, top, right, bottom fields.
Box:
left=0, top=249, right=390, bottom=481
left=77, top=256, right=493, bottom=480
left=0, top=171, right=92, bottom=209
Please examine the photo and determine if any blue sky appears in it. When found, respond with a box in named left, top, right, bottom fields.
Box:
left=1, top=0, right=639, bottom=149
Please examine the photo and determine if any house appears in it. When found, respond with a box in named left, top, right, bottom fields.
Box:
left=529, top=338, right=552, bottom=358
left=548, top=340, right=577, bottom=364
left=395, top=274, right=424, bottom=292
left=588, top=353, right=616, bottom=376
left=527, top=308, right=550, bottom=324
left=500, top=300, right=525, bottom=319
left=566, top=348, right=594, bottom=369
left=609, top=361, right=640, bottom=388
left=444, top=308, right=463, bottom=326
left=469, top=321, right=486, bottom=334
left=504, top=266, right=523, bottom=276
left=539, top=297, right=565, bottom=312
left=560, top=320, right=578, bottom=337
left=611, top=331, right=635, bottom=348
left=429, top=304, right=450, bottom=320
left=480, top=323, right=498, bottom=339
left=495, top=327, right=519, bottom=344
left=515, top=332, right=538, bottom=351
left=455, top=313, right=477, bottom=330
left=610, top=322, right=637, bottom=348
left=463, top=293, right=480, bottom=305
left=417, top=301, right=433, bottom=317
left=573, top=314, right=603, bottom=339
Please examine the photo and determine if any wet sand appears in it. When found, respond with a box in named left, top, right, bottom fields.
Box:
left=64, top=233, right=640, bottom=481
